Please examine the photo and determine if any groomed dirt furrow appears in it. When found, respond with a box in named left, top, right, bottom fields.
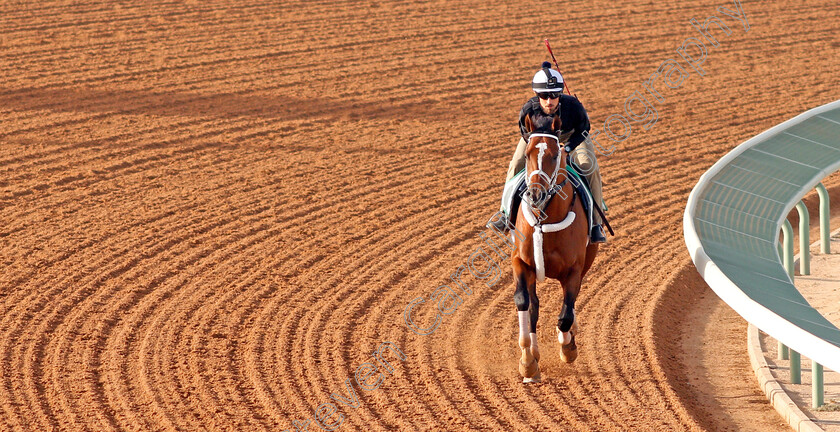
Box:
left=0, top=207, right=226, bottom=429
left=274, top=179, right=496, bottom=430
left=578, top=244, right=694, bottom=430
left=446, top=282, right=576, bottom=431
left=177, top=246, right=292, bottom=430
left=0, top=137, right=236, bottom=207
left=15, top=187, right=273, bottom=430
left=563, top=238, right=694, bottom=429
left=137, top=218, right=285, bottom=430
left=2, top=14, right=518, bottom=70
left=4, top=141, right=342, bottom=428
left=460, top=240, right=673, bottom=431
left=323, top=214, right=501, bottom=430
left=162, top=196, right=404, bottom=428
left=440, top=291, right=519, bottom=431
left=0, top=143, right=252, bottom=289
left=240, top=174, right=460, bottom=426
left=94, top=148, right=470, bottom=428
left=4, top=4, right=756, bottom=107
left=0, top=15, right=541, bottom=93
left=0, top=2, right=273, bottom=36
left=0, top=113, right=234, bottom=168
left=4, top=232, right=194, bottom=430
left=79, top=197, right=288, bottom=430
left=2, top=0, right=839, bottom=431
left=97, top=163, right=414, bottom=426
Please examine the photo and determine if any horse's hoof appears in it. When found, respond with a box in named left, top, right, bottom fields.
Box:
left=560, top=345, right=578, bottom=363
left=522, top=370, right=542, bottom=383
left=530, top=334, right=541, bottom=363
left=560, top=335, right=578, bottom=363
left=519, top=358, right=539, bottom=378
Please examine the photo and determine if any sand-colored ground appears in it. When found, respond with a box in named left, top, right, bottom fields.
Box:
left=760, top=231, right=840, bottom=431
left=1, top=0, right=839, bottom=431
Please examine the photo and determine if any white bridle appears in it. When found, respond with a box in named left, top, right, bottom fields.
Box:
left=522, top=133, right=578, bottom=282
left=526, top=133, right=564, bottom=196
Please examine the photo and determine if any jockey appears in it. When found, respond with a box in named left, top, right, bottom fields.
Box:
left=488, top=62, right=607, bottom=243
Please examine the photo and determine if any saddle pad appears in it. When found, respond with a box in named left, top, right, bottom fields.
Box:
left=565, top=165, right=594, bottom=231
left=500, top=168, right=527, bottom=215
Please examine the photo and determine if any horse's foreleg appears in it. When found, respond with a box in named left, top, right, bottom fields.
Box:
left=558, top=271, right=581, bottom=333
left=513, top=258, right=539, bottom=380
left=527, top=281, right=540, bottom=364
left=558, top=268, right=583, bottom=363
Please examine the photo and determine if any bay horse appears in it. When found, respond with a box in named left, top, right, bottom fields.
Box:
left=512, top=114, right=599, bottom=383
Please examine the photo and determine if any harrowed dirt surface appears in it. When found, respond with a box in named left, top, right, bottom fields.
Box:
left=1, top=1, right=839, bottom=431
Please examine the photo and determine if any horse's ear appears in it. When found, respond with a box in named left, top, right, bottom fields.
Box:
left=551, top=115, right=562, bottom=132
left=524, top=114, right=534, bottom=133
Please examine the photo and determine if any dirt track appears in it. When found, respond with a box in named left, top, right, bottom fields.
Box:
left=1, top=1, right=839, bottom=431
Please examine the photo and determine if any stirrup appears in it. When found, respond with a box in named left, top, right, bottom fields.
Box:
left=590, top=225, right=607, bottom=244
left=487, top=213, right=510, bottom=233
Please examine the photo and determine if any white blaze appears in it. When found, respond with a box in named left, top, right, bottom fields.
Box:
left=536, top=142, right=547, bottom=173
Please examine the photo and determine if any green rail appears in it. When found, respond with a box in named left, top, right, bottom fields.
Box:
left=780, top=190, right=830, bottom=405
left=686, top=100, right=840, bottom=411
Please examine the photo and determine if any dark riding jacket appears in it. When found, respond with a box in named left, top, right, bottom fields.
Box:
left=518, top=95, right=590, bottom=151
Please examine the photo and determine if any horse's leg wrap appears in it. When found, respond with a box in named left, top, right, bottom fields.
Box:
left=518, top=311, right=531, bottom=347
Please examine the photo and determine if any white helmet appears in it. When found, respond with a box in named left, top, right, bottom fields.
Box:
left=532, top=61, right=564, bottom=93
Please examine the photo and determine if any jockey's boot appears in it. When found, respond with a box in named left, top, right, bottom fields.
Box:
left=590, top=224, right=607, bottom=244
left=487, top=212, right=510, bottom=233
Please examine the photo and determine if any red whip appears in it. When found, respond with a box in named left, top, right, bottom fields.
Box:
left=544, top=39, right=610, bottom=234
left=544, top=39, right=573, bottom=96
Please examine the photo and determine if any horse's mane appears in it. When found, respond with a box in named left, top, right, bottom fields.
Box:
left=530, top=114, right=559, bottom=135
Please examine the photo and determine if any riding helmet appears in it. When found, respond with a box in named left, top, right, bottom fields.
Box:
left=532, top=61, right=564, bottom=93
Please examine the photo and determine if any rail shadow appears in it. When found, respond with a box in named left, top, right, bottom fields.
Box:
left=0, top=86, right=458, bottom=122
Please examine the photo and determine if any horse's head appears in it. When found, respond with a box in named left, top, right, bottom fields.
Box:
left=523, top=114, right=566, bottom=210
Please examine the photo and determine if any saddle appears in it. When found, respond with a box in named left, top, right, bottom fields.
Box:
left=502, top=164, right=594, bottom=231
